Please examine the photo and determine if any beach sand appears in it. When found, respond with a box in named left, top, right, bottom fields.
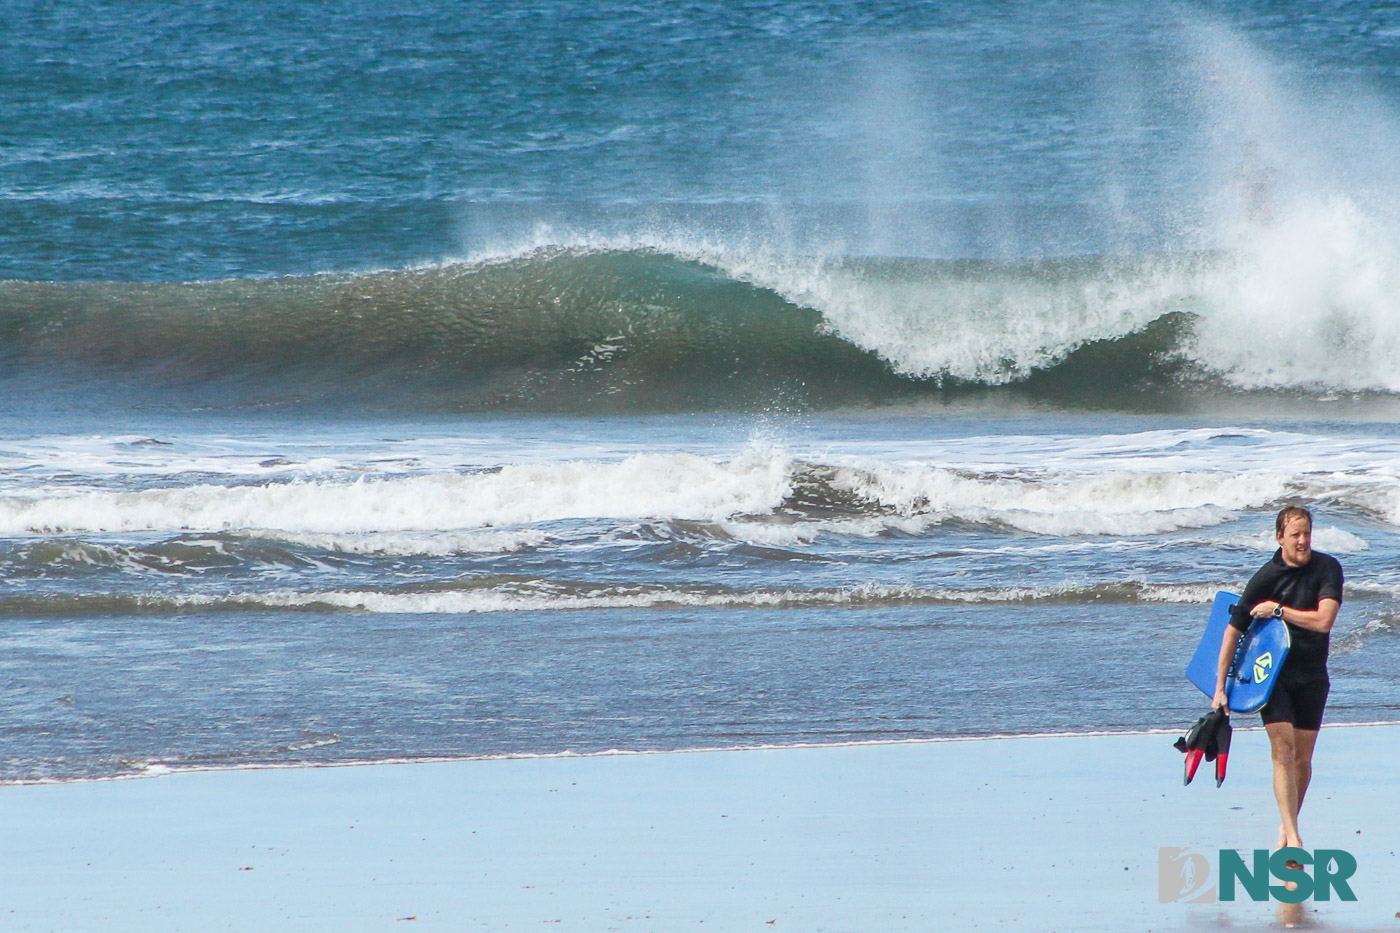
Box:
left=1, top=725, right=1396, bottom=932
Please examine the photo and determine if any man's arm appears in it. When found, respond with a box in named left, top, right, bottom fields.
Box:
left=1247, top=597, right=1339, bottom=633
left=1212, top=623, right=1243, bottom=712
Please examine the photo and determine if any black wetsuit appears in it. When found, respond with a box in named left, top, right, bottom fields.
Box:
left=1229, top=549, right=1343, bottom=730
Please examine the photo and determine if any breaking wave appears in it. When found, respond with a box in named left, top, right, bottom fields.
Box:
left=0, top=443, right=1390, bottom=551
left=7, top=211, right=1400, bottom=412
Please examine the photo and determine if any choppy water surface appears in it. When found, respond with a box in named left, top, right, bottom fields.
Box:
left=7, top=1, right=1400, bottom=780
left=2, top=415, right=1399, bottom=781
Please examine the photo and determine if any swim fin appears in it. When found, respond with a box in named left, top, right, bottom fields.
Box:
left=1211, top=714, right=1232, bottom=787
left=1183, top=745, right=1204, bottom=785
left=1173, top=708, right=1232, bottom=787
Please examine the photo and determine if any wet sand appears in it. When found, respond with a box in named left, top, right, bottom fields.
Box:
left=1, top=725, right=1396, bottom=931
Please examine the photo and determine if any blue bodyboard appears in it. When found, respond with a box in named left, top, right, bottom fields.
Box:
left=1186, top=591, right=1291, bottom=714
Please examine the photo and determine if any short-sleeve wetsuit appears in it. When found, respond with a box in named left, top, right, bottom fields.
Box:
left=1228, top=549, right=1343, bottom=731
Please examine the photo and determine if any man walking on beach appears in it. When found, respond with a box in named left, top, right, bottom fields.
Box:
left=1212, top=506, right=1342, bottom=856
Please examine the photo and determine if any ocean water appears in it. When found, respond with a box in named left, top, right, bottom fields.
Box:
left=5, top=0, right=1400, bottom=781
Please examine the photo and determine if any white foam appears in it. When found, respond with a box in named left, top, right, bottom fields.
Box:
left=266, top=529, right=551, bottom=556
left=205, top=581, right=1222, bottom=615
left=727, top=254, right=1201, bottom=383
left=4, top=439, right=1400, bottom=544
left=1202, top=525, right=1371, bottom=554
left=1188, top=197, right=1400, bottom=392
left=6, top=425, right=1400, bottom=546
left=0, top=448, right=794, bottom=537
left=826, top=462, right=1291, bottom=537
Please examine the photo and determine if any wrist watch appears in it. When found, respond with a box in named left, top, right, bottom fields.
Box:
left=1272, top=605, right=1284, bottom=619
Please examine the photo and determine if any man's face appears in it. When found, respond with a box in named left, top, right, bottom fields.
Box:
left=1278, top=516, right=1313, bottom=567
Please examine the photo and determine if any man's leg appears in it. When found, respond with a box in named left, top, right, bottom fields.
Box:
left=1292, top=727, right=1320, bottom=815
left=1265, top=721, right=1304, bottom=849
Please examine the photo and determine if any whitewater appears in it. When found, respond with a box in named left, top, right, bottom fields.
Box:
left=3, top=416, right=1399, bottom=780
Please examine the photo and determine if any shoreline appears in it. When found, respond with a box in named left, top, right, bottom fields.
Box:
left=11, top=718, right=1400, bottom=788
left=3, top=724, right=1397, bottom=931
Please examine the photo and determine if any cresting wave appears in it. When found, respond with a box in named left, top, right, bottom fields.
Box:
left=6, top=218, right=1400, bottom=412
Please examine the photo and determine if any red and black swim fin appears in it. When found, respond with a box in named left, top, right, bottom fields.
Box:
left=1211, top=715, right=1232, bottom=787
left=1184, top=747, right=1204, bottom=785
left=1174, top=708, right=1231, bottom=787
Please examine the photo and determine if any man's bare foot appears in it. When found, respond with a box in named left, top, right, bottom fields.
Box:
left=1274, top=832, right=1303, bottom=892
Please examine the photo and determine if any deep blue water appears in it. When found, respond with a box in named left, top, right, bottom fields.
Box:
left=7, top=0, right=1400, bottom=282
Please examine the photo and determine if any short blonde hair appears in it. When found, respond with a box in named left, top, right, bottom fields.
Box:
left=1276, top=506, right=1313, bottom=538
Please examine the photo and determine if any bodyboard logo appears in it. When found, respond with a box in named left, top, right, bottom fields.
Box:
left=1253, top=651, right=1274, bottom=683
